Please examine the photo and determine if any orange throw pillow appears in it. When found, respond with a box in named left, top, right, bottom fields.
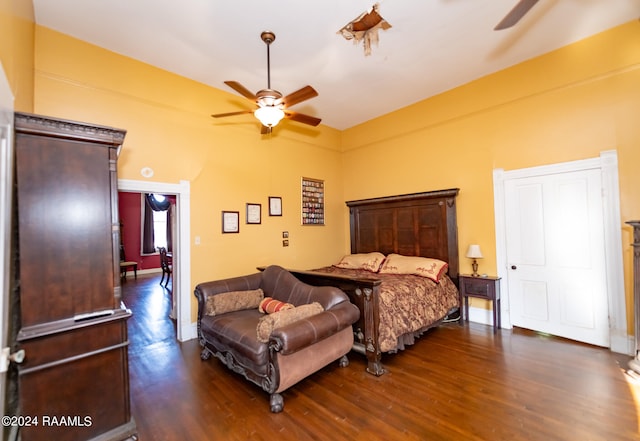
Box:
left=259, top=297, right=294, bottom=314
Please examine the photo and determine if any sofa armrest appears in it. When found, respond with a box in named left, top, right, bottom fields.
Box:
left=194, top=272, right=263, bottom=319
left=269, top=301, right=359, bottom=355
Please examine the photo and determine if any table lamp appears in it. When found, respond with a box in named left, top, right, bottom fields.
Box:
left=466, top=244, right=483, bottom=277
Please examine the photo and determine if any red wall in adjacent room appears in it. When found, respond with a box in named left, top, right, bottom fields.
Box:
left=118, top=192, right=160, bottom=270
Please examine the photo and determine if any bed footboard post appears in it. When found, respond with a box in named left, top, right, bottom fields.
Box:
left=359, top=286, right=387, bottom=376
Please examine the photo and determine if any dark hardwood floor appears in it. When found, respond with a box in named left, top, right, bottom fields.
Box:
left=122, top=273, right=640, bottom=441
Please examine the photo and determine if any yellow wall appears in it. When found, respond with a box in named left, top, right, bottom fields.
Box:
left=0, top=0, right=34, bottom=111
left=342, top=21, right=640, bottom=329
left=33, top=27, right=345, bottom=322
left=17, top=10, right=640, bottom=333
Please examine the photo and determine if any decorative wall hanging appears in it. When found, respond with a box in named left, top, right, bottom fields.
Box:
left=301, top=177, right=324, bottom=225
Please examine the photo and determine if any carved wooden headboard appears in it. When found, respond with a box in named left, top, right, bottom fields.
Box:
left=346, top=188, right=460, bottom=285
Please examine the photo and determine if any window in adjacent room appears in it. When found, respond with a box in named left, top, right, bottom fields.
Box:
left=142, top=193, right=172, bottom=254
left=152, top=197, right=168, bottom=250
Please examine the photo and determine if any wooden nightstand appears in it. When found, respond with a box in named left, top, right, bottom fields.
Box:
left=459, top=275, right=501, bottom=332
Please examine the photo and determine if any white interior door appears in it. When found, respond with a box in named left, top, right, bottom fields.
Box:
left=504, top=168, right=610, bottom=347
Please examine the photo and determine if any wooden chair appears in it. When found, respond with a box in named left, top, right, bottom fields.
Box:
left=158, top=247, right=172, bottom=286
left=120, top=244, right=138, bottom=281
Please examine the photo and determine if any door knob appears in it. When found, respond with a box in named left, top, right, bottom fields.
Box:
left=511, top=265, right=517, bottom=270
left=0, top=348, right=25, bottom=373
left=9, top=349, right=25, bottom=364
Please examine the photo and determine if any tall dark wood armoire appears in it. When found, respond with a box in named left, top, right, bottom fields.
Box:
left=12, top=113, right=137, bottom=441
left=628, top=220, right=640, bottom=374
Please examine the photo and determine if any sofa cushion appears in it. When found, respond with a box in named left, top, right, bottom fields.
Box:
left=200, top=309, right=270, bottom=375
left=205, top=288, right=264, bottom=316
left=259, top=297, right=294, bottom=314
left=256, top=303, right=325, bottom=343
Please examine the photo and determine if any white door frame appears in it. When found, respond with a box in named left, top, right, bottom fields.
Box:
left=0, top=63, right=14, bottom=424
left=493, top=150, right=629, bottom=354
left=118, top=178, right=194, bottom=342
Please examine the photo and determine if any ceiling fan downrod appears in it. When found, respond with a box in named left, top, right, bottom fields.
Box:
left=261, top=31, right=276, bottom=90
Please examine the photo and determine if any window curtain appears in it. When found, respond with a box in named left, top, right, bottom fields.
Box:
left=166, top=204, right=174, bottom=253
left=142, top=195, right=155, bottom=254
left=141, top=194, right=171, bottom=254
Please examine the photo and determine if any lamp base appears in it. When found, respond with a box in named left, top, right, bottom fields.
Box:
left=471, top=259, right=479, bottom=277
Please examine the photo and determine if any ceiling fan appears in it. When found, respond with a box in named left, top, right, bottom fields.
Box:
left=494, top=0, right=539, bottom=30
left=211, top=31, right=321, bottom=134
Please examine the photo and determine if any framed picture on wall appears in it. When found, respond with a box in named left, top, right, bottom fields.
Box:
left=222, top=211, right=239, bottom=233
left=246, top=203, right=261, bottom=224
left=269, top=196, right=282, bottom=216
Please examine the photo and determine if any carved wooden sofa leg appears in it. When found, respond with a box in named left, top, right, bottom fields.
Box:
left=200, top=347, right=212, bottom=361
left=270, top=393, right=284, bottom=413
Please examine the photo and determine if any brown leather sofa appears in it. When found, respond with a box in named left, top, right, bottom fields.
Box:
left=194, top=265, right=360, bottom=412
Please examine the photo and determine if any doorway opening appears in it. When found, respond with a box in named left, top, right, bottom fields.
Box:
left=118, top=179, right=193, bottom=342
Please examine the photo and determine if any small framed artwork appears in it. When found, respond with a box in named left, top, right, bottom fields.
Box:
left=301, top=177, right=325, bottom=225
left=269, top=196, right=282, bottom=216
left=246, top=203, right=261, bottom=224
left=222, top=211, right=239, bottom=233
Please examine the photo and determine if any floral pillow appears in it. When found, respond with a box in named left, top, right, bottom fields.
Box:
left=379, top=253, right=448, bottom=282
left=205, top=289, right=264, bottom=316
left=333, top=252, right=386, bottom=272
left=256, top=302, right=325, bottom=343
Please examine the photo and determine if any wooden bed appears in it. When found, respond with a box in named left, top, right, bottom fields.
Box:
left=288, top=188, right=461, bottom=376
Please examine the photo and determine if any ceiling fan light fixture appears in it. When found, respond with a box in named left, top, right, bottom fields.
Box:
left=212, top=31, right=320, bottom=133
left=254, top=105, right=285, bottom=127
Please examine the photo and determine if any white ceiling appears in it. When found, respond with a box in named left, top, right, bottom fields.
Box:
left=32, top=0, right=640, bottom=130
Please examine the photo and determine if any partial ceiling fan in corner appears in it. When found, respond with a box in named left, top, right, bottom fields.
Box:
left=211, top=31, right=321, bottom=134
left=494, top=0, right=539, bottom=30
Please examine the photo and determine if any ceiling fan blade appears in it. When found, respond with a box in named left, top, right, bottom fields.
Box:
left=494, top=0, right=539, bottom=30
left=282, top=86, right=318, bottom=108
left=224, top=81, right=257, bottom=101
left=285, top=111, right=321, bottom=127
left=211, top=110, right=254, bottom=118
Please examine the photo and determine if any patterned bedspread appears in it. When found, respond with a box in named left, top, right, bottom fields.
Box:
left=311, top=266, right=460, bottom=352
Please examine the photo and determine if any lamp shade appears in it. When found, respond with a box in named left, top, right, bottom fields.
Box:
left=466, top=244, right=483, bottom=259
left=254, top=105, right=285, bottom=127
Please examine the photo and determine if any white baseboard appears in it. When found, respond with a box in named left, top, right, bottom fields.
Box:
left=610, top=329, right=634, bottom=356
left=179, top=322, right=198, bottom=342
left=122, top=268, right=162, bottom=277
left=467, top=305, right=496, bottom=327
